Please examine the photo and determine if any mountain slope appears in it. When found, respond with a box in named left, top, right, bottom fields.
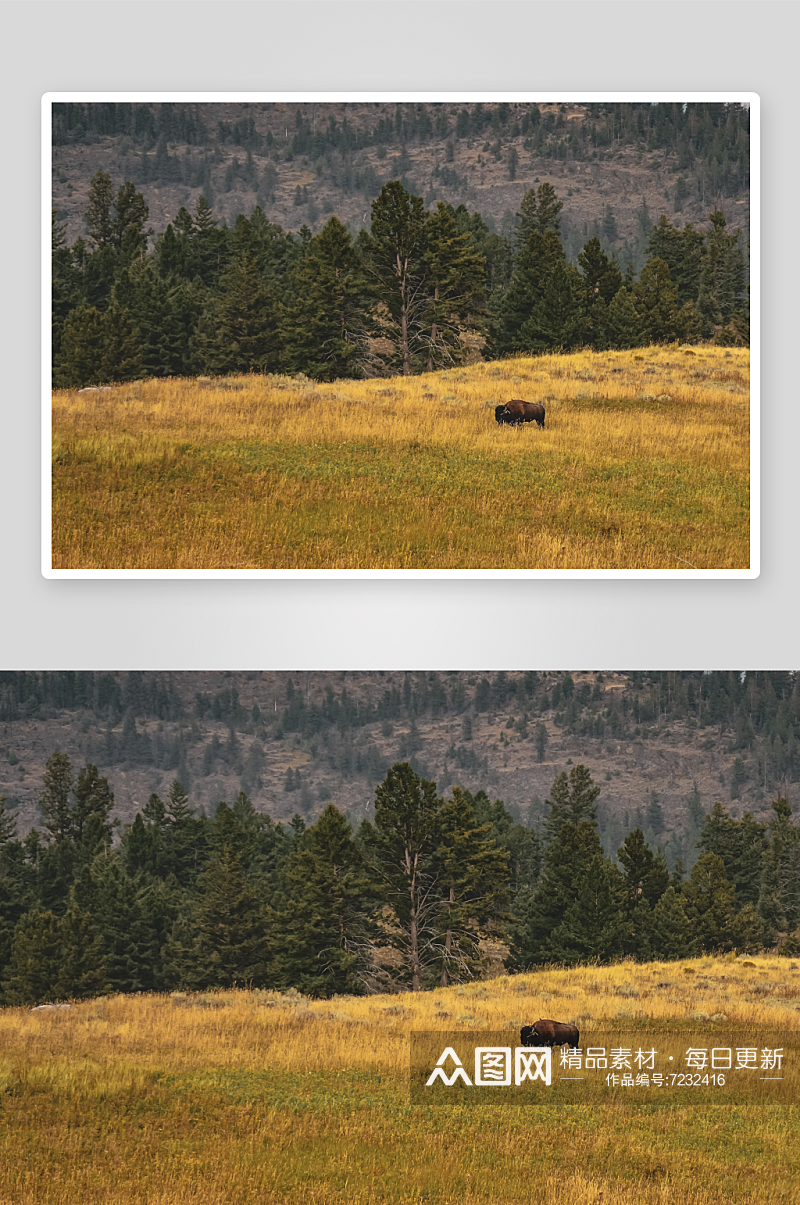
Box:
left=0, top=670, right=793, bottom=869
left=51, top=100, right=751, bottom=267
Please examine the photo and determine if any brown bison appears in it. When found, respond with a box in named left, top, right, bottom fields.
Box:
left=495, top=399, right=546, bottom=428
left=520, top=1019, right=579, bottom=1049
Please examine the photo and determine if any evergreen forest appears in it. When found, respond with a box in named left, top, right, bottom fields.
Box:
left=1, top=739, right=798, bottom=1006
left=52, top=104, right=750, bottom=389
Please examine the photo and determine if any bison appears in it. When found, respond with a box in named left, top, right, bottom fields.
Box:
left=520, top=1019, right=579, bottom=1049
left=494, top=399, right=546, bottom=428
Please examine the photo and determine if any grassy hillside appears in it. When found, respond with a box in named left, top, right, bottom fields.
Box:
left=1, top=957, right=796, bottom=1204
left=51, top=345, right=750, bottom=571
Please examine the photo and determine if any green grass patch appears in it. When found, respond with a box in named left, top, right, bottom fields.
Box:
left=52, top=438, right=749, bottom=569
left=1, top=1062, right=796, bottom=1203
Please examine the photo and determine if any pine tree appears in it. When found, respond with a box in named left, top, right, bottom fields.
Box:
left=542, top=765, right=600, bottom=844
left=502, top=824, right=542, bottom=894
left=555, top=850, right=625, bottom=963
left=284, top=216, right=366, bottom=380
left=192, top=195, right=225, bottom=288
left=360, top=762, right=442, bottom=990
left=681, top=852, right=737, bottom=952
left=650, top=886, right=696, bottom=959
left=698, top=801, right=768, bottom=909
left=643, top=790, right=665, bottom=847
left=162, top=907, right=204, bottom=991
left=39, top=751, right=74, bottom=844
left=605, top=286, right=643, bottom=349
left=81, top=172, right=125, bottom=311
left=194, top=845, right=271, bottom=988
left=272, top=804, right=373, bottom=996
left=636, top=196, right=652, bottom=244
left=73, top=854, right=160, bottom=993
left=619, top=895, right=655, bottom=961
left=507, top=884, right=538, bottom=970
left=55, top=904, right=107, bottom=999
left=509, top=821, right=620, bottom=967
left=164, top=207, right=196, bottom=278
left=162, top=781, right=206, bottom=889
left=54, top=306, right=104, bottom=385
left=82, top=245, right=118, bottom=311
left=515, top=182, right=563, bottom=247
left=0, top=793, right=18, bottom=859
left=634, top=257, right=685, bottom=343
left=112, top=180, right=151, bottom=266
left=2, top=904, right=104, bottom=1004
left=37, top=839, right=77, bottom=916
left=731, top=902, right=766, bottom=953
left=685, top=780, right=705, bottom=869
left=85, top=172, right=116, bottom=249
left=602, top=204, right=618, bottom=245
left=124, top=261, right=198, bottom=378
left=521, top=256, right=583, bottom=352
left=157, top=222, right=185, bottom=278
left=577, top=237, right=623, bottom=350
left=618, top=828, right=669, bottom=908
left=33, top=755, right=110, bottom=914
left=200, top=252, right=281, bottom=375
left=119, top=814, right=153, bottom=872
left=361, top=181, right=428, bottom=376
left=55, top=302, right=143, bottom=387
left=757, top=798, right=800, bottom=941
left=207, top=796, right=276, bottom=883
left=52, top=211, right=81, bottom=367
left=696, top=210, right=747, bottom=334
left=616, top=828, right=669, bottom=958
left=420, top=202, right=487, bottom=372
left=430, top=788, right=510, bottom=986
left=2, top=909, right=65, bottom=1004
left=645, top=215, right=706, bottom=307
left=230, top=207, right=301, bottom=282
left=0, top=795, right=21, bottom=982
left=72, top=763, right=115, bottom=854
left=492, top=230, right=567, bottom=356
left=123, top=794, right=168, bottom=877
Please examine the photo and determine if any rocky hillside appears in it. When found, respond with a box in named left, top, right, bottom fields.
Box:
left=0, top=671, right=794, bottom=869
left=51, top=100, right=751, bottom=267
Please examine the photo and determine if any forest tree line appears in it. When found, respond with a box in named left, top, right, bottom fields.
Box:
left=0, top=753, right=797, bottom=1008
left=52, top=169, right=749, bottom=389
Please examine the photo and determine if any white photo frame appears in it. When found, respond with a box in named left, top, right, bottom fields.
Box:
left=43, top=92, right=759, bottom=580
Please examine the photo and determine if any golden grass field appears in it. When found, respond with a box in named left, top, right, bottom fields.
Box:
left=1, top=955, right=797, bottom=1204
left=50, top=345, right=751, bottom=570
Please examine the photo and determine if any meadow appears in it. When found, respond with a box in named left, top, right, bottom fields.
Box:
left=50, top=346, right=751, bottom=571
left=0, top=955, right=797, bottom=1204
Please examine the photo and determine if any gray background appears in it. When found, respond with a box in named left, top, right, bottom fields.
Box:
left=2, top=1, right=794, bottom=671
